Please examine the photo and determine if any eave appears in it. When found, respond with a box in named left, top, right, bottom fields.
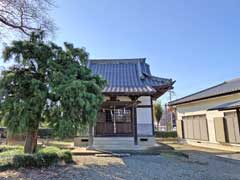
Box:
left=169, top=90, right=240, bottom=106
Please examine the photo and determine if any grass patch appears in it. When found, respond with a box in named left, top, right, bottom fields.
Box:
left=40, top=139, right=74, bottom=149
left=0, top=145, right=23, bottom=152
left=0, top=145, right=72, bottom=170
left=38, top=146, right=60, bottom=154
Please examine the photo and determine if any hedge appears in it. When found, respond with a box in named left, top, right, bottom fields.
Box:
left=155, top=131, right=177, bottom=138
left=0, top=146, right=72, bottom=170
left=13, top=152, right=59, bottom=168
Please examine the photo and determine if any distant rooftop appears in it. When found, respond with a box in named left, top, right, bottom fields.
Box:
left=88, top=58, right=174, bottom=97
left=169, top=78, right=240, bottom=106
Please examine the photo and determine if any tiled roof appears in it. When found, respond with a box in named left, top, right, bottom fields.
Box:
left=88, top=58, right=173, bottom=95
left=169, top=78, right=240, bottom=106
left=208, top=100, right=240, bottom=111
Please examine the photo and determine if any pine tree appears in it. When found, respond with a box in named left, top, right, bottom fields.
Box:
left=47, top=42, right=106, bottom=142
left=0, top=34, right=106, bottom=153
left=0, top=33, right=50, bottom=153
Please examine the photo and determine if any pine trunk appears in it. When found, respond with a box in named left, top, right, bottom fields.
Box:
left=24, top=131, right=38, bottom=154
left=87, top=123, right=94, bottom=150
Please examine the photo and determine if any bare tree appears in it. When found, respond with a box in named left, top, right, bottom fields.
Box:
left=0, top=0, right=56, bottom=39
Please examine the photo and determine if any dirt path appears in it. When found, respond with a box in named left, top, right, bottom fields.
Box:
left=0, top=152, right=240, bottom=180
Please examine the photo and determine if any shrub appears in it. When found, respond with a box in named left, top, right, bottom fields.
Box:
left=12, top=150, right=72, bottom=168
left=0, top=148, right=24, bottom=170
left=0, top=145, right=73, bottom=169
left=12, top=152, right=60, bottom=168
left=155, top=131, right=177, bottom=138
left=58, top=150, right=73, bottom=163
left=38, top=146, right=72, bottom=163
left=34, top=153, right=59, bottom=167
left=13, top=154, right=36, bottom=168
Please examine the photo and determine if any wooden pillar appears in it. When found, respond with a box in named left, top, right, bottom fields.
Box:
left=130, top=96, right=139, bottom=145
left=132, top=104, right=138, bottom=145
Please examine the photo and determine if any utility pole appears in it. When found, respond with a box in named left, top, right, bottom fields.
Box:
left=169, top=90, right=174, bottom=131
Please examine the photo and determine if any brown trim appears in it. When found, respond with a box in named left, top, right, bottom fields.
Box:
left=181, top=120, right=185, bottom=139
left=237, top=109, right=240, bottom=134
left=205, top=116, right=210, bottom=141
left=169, top=90, right=240, bottom=106
left=223, top=117, right=229, bottom=143
left=150, top=97, right=155, bottom=136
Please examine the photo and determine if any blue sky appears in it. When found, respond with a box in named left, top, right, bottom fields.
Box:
left=2, top=0, right=240, bottom=103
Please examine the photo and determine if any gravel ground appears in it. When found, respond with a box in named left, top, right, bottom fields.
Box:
left=0, top=151, right=240, bottom=180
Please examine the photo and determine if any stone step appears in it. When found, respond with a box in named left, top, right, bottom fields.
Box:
left=93, top=137, right=135, bottom=150
left=93, top=145, right=137, bottom=150
left=94, top=137, right=134, bottom=141
left=94, top=137, right=134, bottom=143
left=93, top=141, right=134, bottom=145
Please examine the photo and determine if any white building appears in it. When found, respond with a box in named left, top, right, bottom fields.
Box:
left=169, top=78, right=240, bottom=151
